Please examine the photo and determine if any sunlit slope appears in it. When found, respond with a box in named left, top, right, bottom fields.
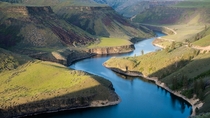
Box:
left=0, top=48, right=119, bottom=117
left=133, top=1, right=210, bottom=25
left=55, top=6, right=154, bottom=40
left=0, top=2, right=97, bottom=50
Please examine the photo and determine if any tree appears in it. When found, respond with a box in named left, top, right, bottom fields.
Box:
left=165, top=46, right=170, bottom=53
left=171, top=41, right=175, bottom=50
left=194, top=80, right=199, bottom=94
left=182, top=76, right=188, bottom=89
left=141, top=50, right=144, bottom=55
left=125, top=66, right=128, bottom=72
left=198, top=89, right=204, bottom=100
left=172, top=78, right=178, bottom=90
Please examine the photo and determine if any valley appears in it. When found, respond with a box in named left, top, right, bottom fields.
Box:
left=1, top=0, right=210, bottom=118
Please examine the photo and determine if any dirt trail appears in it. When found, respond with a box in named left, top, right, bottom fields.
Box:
left=130, top=15, right=137, bottom=22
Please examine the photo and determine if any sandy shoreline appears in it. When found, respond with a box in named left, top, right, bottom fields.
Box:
left=104, top=66, right=203, bottom=117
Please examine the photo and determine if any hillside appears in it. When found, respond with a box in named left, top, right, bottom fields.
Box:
left=133, top=1, right=210, bottom=24
left=0, top=1, right=157, bottom=117
left=0, top=2, right=97, bottom=49
left=104, top=1, right=210, bottom=117
left=55, top=6, right=153, bottom=39
left=0, top=48, right=119, bottom=118
left=93, top=0, right=183, bottom=17
left=0, top=1, right=154, bottom=55
left=104, top=30, right=210, bottom=116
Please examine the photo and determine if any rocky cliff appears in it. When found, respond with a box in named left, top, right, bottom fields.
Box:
left=87, top=44, right=135, bottom=55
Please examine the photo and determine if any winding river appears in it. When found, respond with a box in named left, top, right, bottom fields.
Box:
left=42, top=32, right=192, bottom=118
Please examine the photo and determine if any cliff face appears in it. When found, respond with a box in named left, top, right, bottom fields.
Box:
left=27, top=6, right=54, bottom=14
left=87, top=44, right=135, bottom=55
left=3, top=6, right=53, bottom=16
left=5, top=6, right=29, bottom=16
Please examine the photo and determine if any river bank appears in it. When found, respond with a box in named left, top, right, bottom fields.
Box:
left=103, top=60, right=203, bottom=117
left=7, top=99, right=121, bottom=118
left=103, top=25, right=204, bottom=117
left=0, top=74, right=121, bottom=118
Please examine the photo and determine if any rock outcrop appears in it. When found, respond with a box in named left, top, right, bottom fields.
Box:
left=4, top=6, right=53, bottom=16
left=87, top=44, right=135, bottom=55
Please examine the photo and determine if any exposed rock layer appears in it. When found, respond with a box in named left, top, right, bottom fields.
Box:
left=87, top=44, right=135, bottom=55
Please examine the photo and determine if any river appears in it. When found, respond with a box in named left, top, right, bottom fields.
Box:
left=40, top=32, right=192, bottom=118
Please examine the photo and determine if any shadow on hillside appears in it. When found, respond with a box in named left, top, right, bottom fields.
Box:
left=0, top=77, right=118, bottom=118
left=141, top=56, right=210, bottom=112
left=148, top=56, right=210, bottom=82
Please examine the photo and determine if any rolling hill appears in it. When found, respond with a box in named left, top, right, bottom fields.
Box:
left=133, top=1, right=210, bottom=25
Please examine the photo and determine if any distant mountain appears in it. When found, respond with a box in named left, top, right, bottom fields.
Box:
left=93, top=0, right=184, bottom=17
left=133, top=1, right=210, bottom=25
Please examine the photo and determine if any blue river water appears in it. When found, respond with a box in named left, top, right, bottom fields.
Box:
left=40, top=32, right=192, bottom=118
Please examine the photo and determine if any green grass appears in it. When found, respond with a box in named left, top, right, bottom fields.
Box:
left=0, top=48, right=31, bottom=71
left=88, top=37, right=132, bottom=48
left=0, top=60, right=115, bottom=109
left=173, top=1, right=210, bottom=8
left=193, top=34, right=210, bottom=47
left=105, top=44, right=210, bottom=114
left=164, top=25, right=205, bottom=42
left=105, top=46, right=198, bottom=77
left=162, top=52, right=210, bottom=84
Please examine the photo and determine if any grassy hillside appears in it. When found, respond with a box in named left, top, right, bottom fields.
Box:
left=133, top=1, right=210, bottom=25
left=93, top=0, right=181, bottom=18
left=0, top=49, right=119, bottom=117
left=0, top=2, right=97, bottom=50
left=0, top=48, right=31, bottom=72
left=55, top=6, right=154, bottom=40
left=105, top=44, right=210, bottom=114
left=105, top=3, right=210, bottom=114
left=193, top=27, right=210, bottom=46
left=174, top=1, right=210, bottom=8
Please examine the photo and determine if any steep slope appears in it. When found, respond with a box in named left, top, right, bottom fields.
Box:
left=133, top=1, right=210, bottom=25
left=0, top=2, right=96, bottom=50
left=0, top=1, right=155, bottom=58
left=55, top=6, right=154, bottom=39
